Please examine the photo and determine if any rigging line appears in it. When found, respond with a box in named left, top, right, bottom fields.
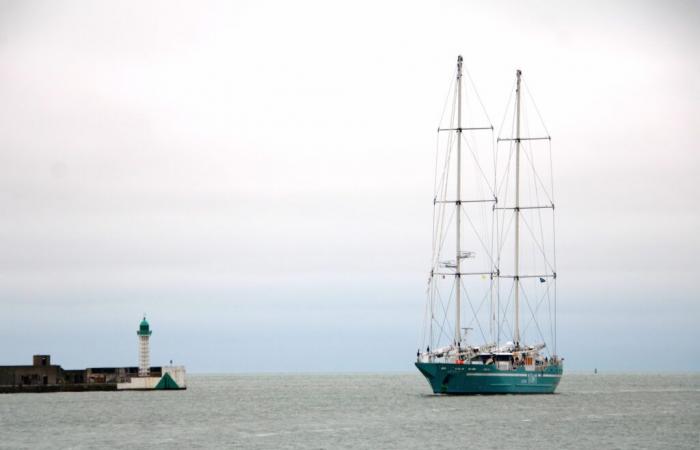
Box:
left=432, top=179, right=444, bottom=262
left=494, top=144, right=514, bottom=254
left=531, top=144, right=550, bottom=296
left=518, top=284, right=550, bottom=355
left=426, top=284, right=438, bottom=349
left=550, top=148, right=558, bottom=355
left=463, top=283, right=493, bottom=342
left=433, top=203, right=450, bottom=270
left=490, top=273, right=497, bottom=343
left=495, top=144, right=513, bottom=246
left=482, top=129, right=497, bottom=241
left=498, top=282, right=513, bottom=327
left=550, top=169, right=558, bottom=353
left=546, top=140, right=557, bottom=273
left=495, top=210, right=506, bottom=271
left=518, top=283, right=548, bottom=346
left=437, top=101, right=456, bottom=201
left=496, top=79, right=516, bottom=138
left=523, top=80, right=550, bottom=137
left=495, top=136, right=515, bottom=198
left=434, top=196, right=456, bottom=257
left=490, top=126, right=498, bottom=344
left=547, top=278, right=554, bottom=352
left=521, top=140, right=554, bottom=205
left=495, top=86, right=518, bottom=155
left=494, top=96, right=515, bottom=185
left=521, top=116, right=552, bottom=295
left=420, top=289, right=430, bottom=348
left=438, top=67, right=457, bottom=128
left=480, top=184, right=490, bottom=277
left=463, top=66, right=494, bottom=127
left=494, top=153, right=503, bottom=345
left=435, top=280, right=456, bottom=346
left=433, top=92, right=456, bottom=214
left=548, top=138, right=556, bottom=209
left=435, top=96, right=457, bottom=203
left=520, top=280, right=552, bottom=336
left=519, top=213, right=555, bottom=273
left=501, top=316, right=514, bottom=344
left=435, top=82, right=458, bottom=200
left=494, top=136, right=510, bottom=196
left=554, top=278, right=558, bottom=355
left=431, top=133, right=440, bottom=266
left=496, top=257, right=501, bottom=345
left=435, top=275, right=453, bottom=320
left=434, top=315, right=452, bottom=349
left=522, top=107, right=545, bottom=280
left=432, top=284, right=448, bottom=345
left=546, top=276, right=554, bottom=351
left=496, top=211, right=509, bottom=270
left=475, top=152, right=487, bottom=255
left=516, top=203, right=551, bottom=271
left=430, top=283, right=440, bottom=346
left=433, top=208, right=456, bottom=269
left=519, top=216, right=554, bottom=276
left=433, top=125, right=440, bottom=196
left=432, top=127, right=455, bottom=265
left=460, top=133, right=497, bottom=197
left=425, top=281, right=435, bottom=348
left=525, top=104, right=553, bottom=256
left=496, top=203, right=516, bottom=265
left=491, top=123, right=500, bottom=262
left=495, top=90, right=516, bottom=273
left=491, top=130, right=498, bottom=266
left=431, top=203, right=439, bottom=266
left=433, top=157, right=451, bottom=253
left=460, top=282, right=489, bottom=344
left=497, top=278, right=515, bottom=340
left=461, top=208, right=496, bottom=267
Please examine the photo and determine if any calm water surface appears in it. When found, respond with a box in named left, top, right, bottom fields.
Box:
left=1, top=373, right=698, bottom=449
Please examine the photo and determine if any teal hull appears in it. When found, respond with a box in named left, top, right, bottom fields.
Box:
left=415, top=362, right=562, bottom=395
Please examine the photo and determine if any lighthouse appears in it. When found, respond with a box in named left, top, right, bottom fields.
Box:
left=137, top=316, right=152, bottom=377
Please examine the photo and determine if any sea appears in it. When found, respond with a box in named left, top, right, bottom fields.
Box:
left=1, top=373, right=698, bottom=449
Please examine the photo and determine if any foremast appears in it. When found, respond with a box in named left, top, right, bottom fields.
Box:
left=425, top=55, right=496, bottom=361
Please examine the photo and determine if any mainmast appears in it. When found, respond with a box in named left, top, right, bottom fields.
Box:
left=513, top=69, right=522, bottom=346
left=455, top=55, right=463, bottom=346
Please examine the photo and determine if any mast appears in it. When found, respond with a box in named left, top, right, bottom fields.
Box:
left=513, top=69, right=522, bottom=346
left=455, top=55, right=463, bottom=345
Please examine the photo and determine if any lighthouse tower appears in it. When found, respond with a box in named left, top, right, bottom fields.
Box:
left=137, top=316, right=152, bottom=377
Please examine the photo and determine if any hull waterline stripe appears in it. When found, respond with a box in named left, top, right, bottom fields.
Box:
left=456, top=372, right=561, bottom=378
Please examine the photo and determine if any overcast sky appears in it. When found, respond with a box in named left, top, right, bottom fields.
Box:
left=1, top=0, right=698, bottom=372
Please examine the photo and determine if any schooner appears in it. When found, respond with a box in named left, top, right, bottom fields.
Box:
left=415, top=56, right=563, bottom=394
